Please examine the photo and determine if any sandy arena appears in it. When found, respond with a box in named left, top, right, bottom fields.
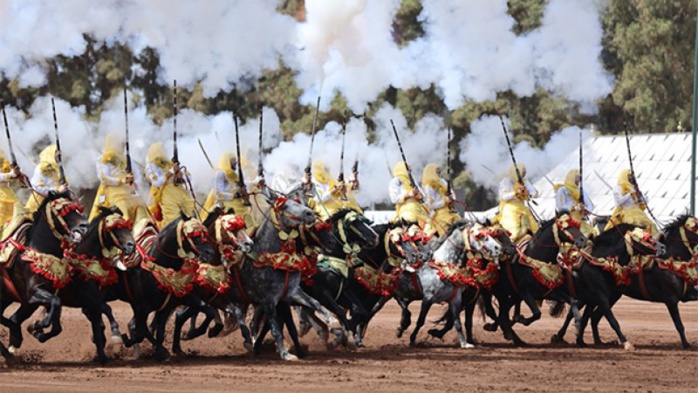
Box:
left=0, top=298, right=696, bottom=392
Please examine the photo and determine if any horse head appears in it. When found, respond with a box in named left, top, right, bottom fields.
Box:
left=553, top=212, right=587, bottom=249
left=157, top=213, right=214, bottom=266
left=431, top=221, right=472, bottom=266
left=206, top=207, right=254, bottom=255
left=483, top=220, right=516, bottom=258
left=262, top=188, right=316, bottom=230
left=659, top=215, right=698, bottom=260
left=328, top=209, right=379, bottom=254
left=465, top=223, right=502, bottom=259
left=299, top=220, right=336, bottom=254
left=386, top=223, right=423, bottom=267
left=32, top=191, right=87, bottom=248
left=83, top=206, right=136, bottom=259
left=624, top=226, right=666, bottom=258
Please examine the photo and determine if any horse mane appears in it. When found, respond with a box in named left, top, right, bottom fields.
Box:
left=430, top=220, right=470, bottom=250
left=160, top=215, right=182, bottom=235
left=327, top=208, right=355, bottom=223
left=203, top=207, right=236, bottom=228
left=661, top=214, right=691, bottom=236
left=88, top=206, right=123, bottom=229
left=594, top=223, right=638, bottom=247
left=371, top=220, right=408, bottom=237
left=31, top=190, right=74, bottom=223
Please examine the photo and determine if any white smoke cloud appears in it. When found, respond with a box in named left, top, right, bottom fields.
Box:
left=0, top=0, right=613, bottom=209
left=460, top=114, right=592, bottom=189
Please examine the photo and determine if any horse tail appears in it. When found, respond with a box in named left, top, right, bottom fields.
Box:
left=477, top=294, right=488, bottom=322
left=430, top=308, right=450, bottom=326
left=547, top=300, right=566, bottom=318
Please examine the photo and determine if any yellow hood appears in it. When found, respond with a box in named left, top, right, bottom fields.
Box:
left=421, top=163, right=445, bottom=193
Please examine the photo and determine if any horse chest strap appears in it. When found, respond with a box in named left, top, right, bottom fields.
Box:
left=636, top=269, right=651, bottom=300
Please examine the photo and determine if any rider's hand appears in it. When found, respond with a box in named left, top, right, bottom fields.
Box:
left=445, top=195, right=454, bottom=206
left=57, top=184, right=68, bottom=193
left=411, top=187, right=423, bottom=200
left=9, top=166, right=20, bottom=178
left=124, top=173, right=135, bottom=185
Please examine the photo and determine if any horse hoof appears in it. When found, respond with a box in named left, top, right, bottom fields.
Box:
left=483, top=323, right=497, bottom=332
left=550, top=334, right=566, bottom=344
left=8, top=346, right=17, bottom=355
left=623, top=342, right=635, bottom=351
left=395, top=328, right=403, bottom=339
left=298, top=321, right=311, bottom=337
left=282, top=353, right=299, bottom=361
left=110, top=335, right=123, bottom=345
left=244, top=342, right=254, bottom=353
left=427, top=329, right=444, bottom=340
left=460, top=342, right=475, bottom=349
left=208, top=323, right=224, bottom=338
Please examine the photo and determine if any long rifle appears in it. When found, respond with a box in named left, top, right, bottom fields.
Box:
left=338, top=116, right=347, bottom=183
left=389, top=119, right=417, bottom=188
left=446, top=126, right=452, bottom=195
left=497, top=115, right=537, bottom=207
left=305, top=96, right=321, bottom=177
left=578, top=128, right=584, bottom=204
left=197, top=138, right=214, bottom=169
left=623, top=125, right=661, bottom=224
left=233, top=113, right=250, bottom=206
left=257, top=105, right=264, bottom=177
left=172, top=80, right=179, bottom=164
left=1, top=102, right=30, bottom=188
left=51, top=97, right=67, bottom=185
left=351, top=150, right=359, bottom=190
left=123, top=88, right=132, bottom=174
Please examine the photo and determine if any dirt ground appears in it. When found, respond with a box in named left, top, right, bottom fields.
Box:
left=0, top=298, right=696, bottom=393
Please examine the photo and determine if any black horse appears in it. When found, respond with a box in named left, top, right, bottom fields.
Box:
left=554, top=219, right=689, bottom=348
left=300, top=209, right=379, bottom=347
left=113, top=213, right=214, bottom=361
left=490, top=213, right=587, bottom=346
left=0, top=193, right=90, bottom=357
left=170, top=207, right=256, bottom=354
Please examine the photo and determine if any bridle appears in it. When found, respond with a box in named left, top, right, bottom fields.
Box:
left=214, top=214, right=247, bottom=264
left=336, top=211, right=375, bottom=254
left=156, top=218, right=209, bottom=261
left=97, top=213, right=133, bottom=259
left=44, top=198, right=85, bottom=246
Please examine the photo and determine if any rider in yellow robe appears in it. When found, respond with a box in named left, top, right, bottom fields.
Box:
left=554, top=169, right=594, bottom=237
left=495, top=164, right=539, bottom=242
left=389, top=161, right=427, bottom=227
left=308, top=160, right=362, bottom=220
left=89, top=134, right=149, bottom=223
left=604, top=168, right=658, bottom=237
left=25, top=144, right=65, bottom=214
left=145, top=142, right=196, bottom=228
left=0, top=149, right=21, bottom=227
left=200, top=152, right=253, bottom=228
left=422, top=163, right=460, bottom=237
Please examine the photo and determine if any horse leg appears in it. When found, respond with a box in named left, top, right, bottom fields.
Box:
left=450, top=293, right=472, bottom=348
left=408, top=299, right=433, bottom=347
left=152, top=308, right=172, bottom=361
left=513, top=291, right=542, bottom=327
left=81, top=306, right=108, bottom=364
left=296, top=306, right=312, bottom=337
left=395, top=297, right=413, bottom=339
left=464, top=297, right=477, bottom=345
left=26, top=289, right=62, bottom=343
left=173, top=306, right=198, bottom=354
left=285, top=288, right=336, bottom=327
left=341, top=292, right=369, bottom=347
left=99, top=302, right=124, bottom=345
left=6, top=303, right=38, bottom=352
left=263, top=302, right=296, bottom=361
left=575, top=303, right=596, bottom=347
left=225, top=303, right=253, bottom=352
left=497, top=297, right=526, bottom=346
left=552, top=306, right=577, bottom=343
left=665, top=301, right=690, bottom=349
left=279, top=302, right=307, bottom=358
left=597, top=298, right=632, bottom=350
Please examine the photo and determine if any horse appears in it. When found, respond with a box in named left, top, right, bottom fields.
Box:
left=223, top=189, right=335, bottom=360
left=299, top=209, right=380, bottom=347
left=488, top=213, right=587, bottom=346
left=427, top=221, right=517, bottom=346
left=391, top=221, right=502, bottom=348
left=296, top=219, right=427, bottom=348
left=170, top=207, right=255, bottom=354
left=553, top=221, right=685, bottom=349
left=0, top=192, right=88, bottom=356
left=112, top=212, right=215, bottom=361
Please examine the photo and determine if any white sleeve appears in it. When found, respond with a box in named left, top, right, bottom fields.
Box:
left=31, top=166, right=50, bottom=195
left=498, top=178, right=516, bottom=201
left=613, top=185, right=635, bottom=208
left=146, top=163, right=167, bottom=188
left=582, top=191, right=594, bottom=211
left=0, top=172, right=12, bottom=182
left=424, top=184, right=445, bottom=211
left=213, top=170, right=234, bottom=201
left=389, top=177, right=409, bottom=204
left=97, top=161, right=122, bottom=186
left=555, top=187, right=574, bottom=212
left=313, top=181, right=333, bottom=203
left=525, top=179, right=539, bottom=198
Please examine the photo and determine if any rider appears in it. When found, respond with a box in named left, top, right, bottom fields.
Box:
left=145, top=142, right=196, bottom=228
left=25, top=144, right=67, bottom=214
left=495, top=163, right=539, bottom=242
left=604, top=168, right=658, bottom=237
left=554, top=169, right=594, bottom=237
left=89, top=133, right=149, bottom=223
left=389, top=161, right=427, bottom=227
left=308, top=159, right=345, bottom=220
left=200, top=152, right=253, bottom=228
left=421, top=163, right=459, bottom=237
left=0, top=148, right=22, bottom=227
